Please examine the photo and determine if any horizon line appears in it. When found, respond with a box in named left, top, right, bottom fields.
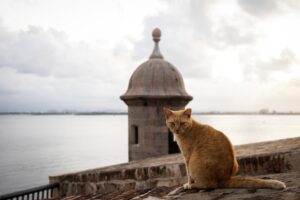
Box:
left=1, top=111, right=300, bottom=115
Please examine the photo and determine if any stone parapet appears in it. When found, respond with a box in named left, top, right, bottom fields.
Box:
left=49, top=137, right=300, bottom=197
left=53, top=172, right=300, bottom=200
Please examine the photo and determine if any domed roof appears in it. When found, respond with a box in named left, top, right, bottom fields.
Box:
left=120, top=28, right=192, bottom=101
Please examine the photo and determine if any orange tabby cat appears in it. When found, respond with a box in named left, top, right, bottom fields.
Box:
left=163, top=108, right=286, bottom=190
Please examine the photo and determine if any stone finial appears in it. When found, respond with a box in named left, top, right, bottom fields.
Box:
left=149, top=28, right=164, bottom=59
left=152, top=28, right=161, bottom=42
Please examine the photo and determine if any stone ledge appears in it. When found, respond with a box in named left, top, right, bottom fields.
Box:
left=54, top=172, right=300, bottom=200
left=49, top=137, right=300, bottom=197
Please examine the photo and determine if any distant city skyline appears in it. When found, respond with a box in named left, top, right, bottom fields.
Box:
left=0, top=0, right=300, bottom=112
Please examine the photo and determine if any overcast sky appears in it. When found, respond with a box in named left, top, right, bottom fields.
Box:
left=0, top=0, right=299, bottom=112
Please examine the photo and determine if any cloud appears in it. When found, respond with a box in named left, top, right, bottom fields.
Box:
left=238, top=0, right=300, bottom=17
left=238, top=0, right=279, bottom=17
left=0, top=20, right=134, bottom=112
left=0, top=24, right=93, bottom=78
left=131, top=0, right=263, bottom=81
left=131, top=0, right=221, bottom=79
left=0, top=21, right=138, bottom=82
left=187, top=77, right=300, bottom=112
left=0, top=24, right=73, bottom=76
left=0, top=67, right=127, bottom=112
left=242, top=49, right=298, bottom=81
left=0, top=0, right=300, bottom=112
left=127, top=0, right=300, bottom=112
left=211, top=20, right=257, bottom=47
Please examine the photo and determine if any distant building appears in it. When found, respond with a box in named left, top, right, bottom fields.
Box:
left=120, top=28, right=192, bottom=161
left=259, top=108, right=270, bottom=114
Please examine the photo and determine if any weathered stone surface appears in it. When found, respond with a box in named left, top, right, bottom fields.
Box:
left=53, top=172, right=300, bottom=200
left=49, top=137, right=300, bottom=198
left=164, top=172, right=300, bottom=200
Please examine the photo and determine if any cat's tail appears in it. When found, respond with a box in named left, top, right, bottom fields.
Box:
left=225, top=176, right=286, bottom=190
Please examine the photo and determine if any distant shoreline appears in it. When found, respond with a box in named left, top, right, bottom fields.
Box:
left=0, top=112, right=300, bottom=115
left=0, top=112, right=127, bottom=115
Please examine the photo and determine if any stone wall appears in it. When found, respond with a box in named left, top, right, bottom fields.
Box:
left=49, top=137, right=300, bottom=198
left=126, top=100, right=188, bottom=161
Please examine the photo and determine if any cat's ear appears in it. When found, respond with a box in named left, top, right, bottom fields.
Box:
left=183, top=108, right=192, bottom=118
left=163, top=107, right=173, bottom=119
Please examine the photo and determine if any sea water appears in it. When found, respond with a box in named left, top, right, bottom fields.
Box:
left=0, top=114, right=299, bottom=194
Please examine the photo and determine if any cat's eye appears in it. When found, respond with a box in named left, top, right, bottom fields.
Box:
left=180, top=122, right=186, bottom=126
left=169, top=122, right=175, bottom=127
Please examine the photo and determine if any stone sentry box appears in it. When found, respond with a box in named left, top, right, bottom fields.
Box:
left=120, top=28, right=193, bottom=161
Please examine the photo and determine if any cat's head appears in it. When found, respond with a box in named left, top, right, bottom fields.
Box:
left=163, top=108, right=193, bottom=135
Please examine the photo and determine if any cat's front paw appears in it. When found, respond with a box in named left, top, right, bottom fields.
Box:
left=183, top=182, right=192, bottom=189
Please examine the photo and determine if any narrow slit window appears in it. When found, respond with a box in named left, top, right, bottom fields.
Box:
left=132, top=125, right=139, bottom=144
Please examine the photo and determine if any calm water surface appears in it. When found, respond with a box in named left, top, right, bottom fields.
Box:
left=0, top=114, right=300, bottom=194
